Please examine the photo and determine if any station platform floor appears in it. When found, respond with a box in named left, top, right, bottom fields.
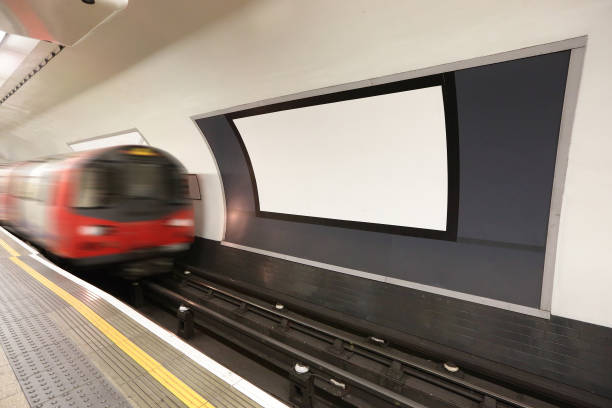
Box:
left=0, top=227, right=288, bottom=408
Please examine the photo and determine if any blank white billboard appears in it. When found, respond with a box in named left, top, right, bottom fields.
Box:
left=233, top=85, right=448, bottom=231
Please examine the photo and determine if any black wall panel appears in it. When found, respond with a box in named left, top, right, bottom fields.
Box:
left=196, top=51, right=571, bottom=307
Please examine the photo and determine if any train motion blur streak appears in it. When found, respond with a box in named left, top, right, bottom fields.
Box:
left=0, top=145, right=194, bottom=267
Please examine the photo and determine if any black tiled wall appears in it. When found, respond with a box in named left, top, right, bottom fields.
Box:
left=183, top=238, right=612, bottom=404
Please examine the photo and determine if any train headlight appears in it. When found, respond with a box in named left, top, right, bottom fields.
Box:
left=165, top=218, right=194, bottom=227
left=77, top=225, right=111, bottom=236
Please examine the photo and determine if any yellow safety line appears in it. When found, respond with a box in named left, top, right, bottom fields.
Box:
left=8, top=254, right=215, bottom=408
left=0, top=238, right=20, bottom=257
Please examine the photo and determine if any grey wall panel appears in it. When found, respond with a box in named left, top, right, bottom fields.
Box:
left=224, top=209, right=544, bottom=305
left=199, top=116, right=256, bottom=212
left=225, top=210, right=394, bottom=275
left=387, top=238, right=545, bottom=306
left=196, top=50, right=570, bottom=308
left=455, top=51, right=568, bottom=246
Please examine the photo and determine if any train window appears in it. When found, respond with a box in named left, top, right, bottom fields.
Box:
left=23, top=177, right=32, bottom=199
left=74, top=166, right=114, bottom=208
left=32, top=160, right=60, bottom=204
left=122, top=163, right=170, bottom=200
left=185, top=174, right=201, bottom=200
left=9, top=176, right=19, bottom=196
left=0, top=173, right=6, bottom=194
left=38, top=173, right=56, bottom=203
left=24, top=177, right=40, bottom=201
left=16, top=176, right=28, bottom=198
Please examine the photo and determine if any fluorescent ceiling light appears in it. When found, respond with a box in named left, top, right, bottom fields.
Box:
left=0, top=33, right=39, bottom=91
left=69, top=131, right=147, bottom=152
left=0, top=49, right=27, bottom=78
left=3, top=34, right=38, bottom=54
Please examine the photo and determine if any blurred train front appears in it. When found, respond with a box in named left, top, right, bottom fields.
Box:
left=0, top=145, right=194, bottom=268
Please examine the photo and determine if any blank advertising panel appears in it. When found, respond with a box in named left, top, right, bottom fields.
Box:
left=232, top=85, right=449, bottom=232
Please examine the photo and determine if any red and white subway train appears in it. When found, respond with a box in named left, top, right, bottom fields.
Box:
left=0, top=145, right=194, bottom=267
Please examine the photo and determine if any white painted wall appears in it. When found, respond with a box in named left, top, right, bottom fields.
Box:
left=0, top=0, right=611, bottom=327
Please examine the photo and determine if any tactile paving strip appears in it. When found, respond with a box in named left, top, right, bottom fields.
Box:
left=0, top=237, right=272, bottom=408
left=30, top=276, right=266, bottom=408
left=0, top=258, right=131, bottom=408
left=59, top=275, right=263, bottom=407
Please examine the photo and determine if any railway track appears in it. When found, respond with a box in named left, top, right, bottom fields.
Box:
left=142, top=270, right=568, bottom=408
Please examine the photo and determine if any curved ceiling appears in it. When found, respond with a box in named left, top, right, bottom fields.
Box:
left=0, top=0, right=250, bottom=160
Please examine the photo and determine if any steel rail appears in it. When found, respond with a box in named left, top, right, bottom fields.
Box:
left=145, top=281, right=430, bottom=408
left=182, top=275, right=542, bottom=408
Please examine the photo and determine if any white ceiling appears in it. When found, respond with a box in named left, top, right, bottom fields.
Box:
left=0, top=0, right=251, bottom=160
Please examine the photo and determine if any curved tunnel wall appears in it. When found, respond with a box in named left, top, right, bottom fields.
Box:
left=197, top=50, right=570, bottom=310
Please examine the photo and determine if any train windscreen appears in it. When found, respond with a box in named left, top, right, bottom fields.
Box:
left=75, top=166, right=114, bottom=208
left=122, top=163, right=171, bottom=201
left=74, top=156, right=187, bottom=221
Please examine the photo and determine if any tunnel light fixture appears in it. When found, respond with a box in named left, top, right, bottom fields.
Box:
left=2, top=34, right=38, bottom=54
left=0, top=43, right=64, bottom=105
left=0, top=32, right=39, bottom=79
left=0, top=31, right=43, bottom=102
left=68, top=130, right=148, bottom=152
left=0, top=49, right=28, bottom=79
